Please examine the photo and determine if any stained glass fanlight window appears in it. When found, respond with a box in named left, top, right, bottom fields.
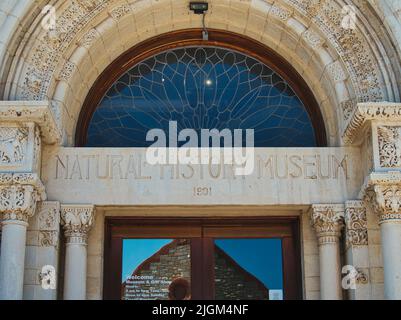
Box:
left=85, top=47, right=317, bottom=147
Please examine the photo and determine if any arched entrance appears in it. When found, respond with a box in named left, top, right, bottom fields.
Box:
left=74, top=29, right=328, bottom=300
left=1, top=1, right=401, bottom=302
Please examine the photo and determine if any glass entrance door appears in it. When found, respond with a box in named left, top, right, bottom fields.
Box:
left=103, top=218, right=301, bottom=300
left=213, top=239, right=283, bottom=300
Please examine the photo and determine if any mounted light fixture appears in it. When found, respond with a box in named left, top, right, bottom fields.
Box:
left=189, top=2, right=208, bottom=14
left=189, top=2, right=209, bottom=40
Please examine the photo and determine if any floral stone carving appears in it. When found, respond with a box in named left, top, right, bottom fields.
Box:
left=378, top=126, right=401, bottom=168
left=0, top=173, right=46, bottom=223
left=345, top=201, right=368, bottom=248
left=60, top=205, right=94, bottom=244
left=310, top=204, right=345, bottom=245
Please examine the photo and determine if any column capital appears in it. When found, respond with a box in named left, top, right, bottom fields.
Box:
left=345, top=200, right=368, bottom=249
left=0, top=173, right=45, bottom=224
left=0, top=101, right=61, bottom=144
left=362, top=171, right=401, bottom=223
left=60, top=205, right=95, bottom=244
left=343, top=102, right=401, bottom=144
left=310, top=204, right=345, bottom=245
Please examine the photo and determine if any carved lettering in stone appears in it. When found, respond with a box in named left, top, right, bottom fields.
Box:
left=377, top=126, right=401, bottom=168
left=345, top=201, right=368, bottom=248
left=0, top=127, right=28, bottom=165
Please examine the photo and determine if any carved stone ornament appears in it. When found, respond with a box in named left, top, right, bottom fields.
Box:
left=0, top=101, right=61, bottom=144
left=345, top=201, right=368, bottom=248
left=310, top=204, right=345, bottom=245
left=36, top=201, right=60, bottom=247
left=0, top=173, right=46, bottom=223
left=302, top=29, right=323, bottom=49
left=38, top=201, right=60, bottom=231
left=39, top=231, right=59, bottom=247
left=343, top=102, right=401, bottom=144
left=0, top=127, right=28, bottom=165
left=362, top=172, right=401, bottom=223
left=60, top=205, right=94, bottom=244
left=355, top=268, right=369, bottom=285
left=13, top=0, right=389, bottom=112
left=377, top=126, right=401, bottom=168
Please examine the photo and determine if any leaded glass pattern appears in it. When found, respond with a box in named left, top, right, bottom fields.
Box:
left=86, top=47, right=316, bottom=147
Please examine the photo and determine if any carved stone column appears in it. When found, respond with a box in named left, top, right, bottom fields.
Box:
left=61, top=205, right=94, bottom=300
left=310, top=204, right=345, bottom=300
left=345, top=102, right=401, bottom=300
left=0, top=102, right=61, bottom=300
left=344, top=201, right=370, bottom=299
left=0, top=173, right=45, bottom=299
left=363, top=172, right=401, bottom=299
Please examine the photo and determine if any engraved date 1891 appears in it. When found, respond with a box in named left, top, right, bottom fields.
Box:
left=193, top=187, right=212, bottom=196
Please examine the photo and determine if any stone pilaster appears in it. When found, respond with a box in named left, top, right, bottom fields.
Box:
left=24, top=201, right=60, bottom=300
left=61, top=204, right=94, bottom=300
left=310, top=204, right=345, bottom=300
left=362, top=172, right=401, bottom=299
left=0, top=101, right=60, bottom=300
left=344, top=200, right=370, bottom=300
left=345, top=201, right=368, bottom=248
left=0, top=173, right=45, bottom=300
left=345, top=102, right=401, bottom=300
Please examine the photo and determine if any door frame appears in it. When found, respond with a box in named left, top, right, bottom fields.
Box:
left=103, top=216, right=303, bottom=300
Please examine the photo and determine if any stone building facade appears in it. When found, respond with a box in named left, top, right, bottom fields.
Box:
left=0, top=0, right=401, bottom=300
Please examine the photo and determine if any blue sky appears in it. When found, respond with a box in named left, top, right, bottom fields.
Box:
left=215, top=238, right=283, bottom=289
left=122, top=239, right=172, bottom=281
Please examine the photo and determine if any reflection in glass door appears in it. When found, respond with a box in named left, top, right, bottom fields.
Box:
left=104, top=218, right=302, bottom=300
left=122, top=239, right=191, bottom=300
left=214, top=239, right=283, bottom=300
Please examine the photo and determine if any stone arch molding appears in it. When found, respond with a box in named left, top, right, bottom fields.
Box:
left=0, top=0, right=400, bottom=146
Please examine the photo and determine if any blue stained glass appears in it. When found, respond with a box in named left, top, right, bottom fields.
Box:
left=85, top=47, right=317, bottom=147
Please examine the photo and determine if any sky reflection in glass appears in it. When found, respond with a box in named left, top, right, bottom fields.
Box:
left=86, top=47, right=316, bottom=147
